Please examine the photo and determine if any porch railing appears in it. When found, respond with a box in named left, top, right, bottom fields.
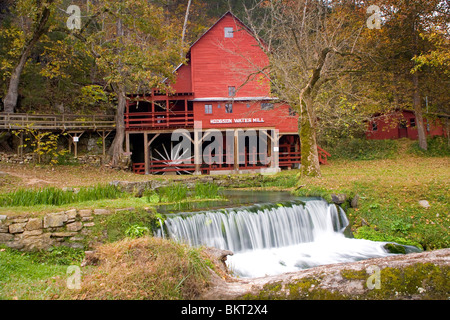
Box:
left=125, top=111, right=194, bottom=130
left=0, top=113, right=115, bottom=130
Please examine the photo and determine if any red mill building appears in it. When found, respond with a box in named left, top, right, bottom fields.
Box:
left=125, top=12, right=330, bottom=175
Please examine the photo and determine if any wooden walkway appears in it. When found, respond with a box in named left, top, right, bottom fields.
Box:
left=0, top=113, right=116, bottom=131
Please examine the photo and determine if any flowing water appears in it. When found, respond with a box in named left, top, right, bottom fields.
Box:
left=159, top=196, right=394, bottom=278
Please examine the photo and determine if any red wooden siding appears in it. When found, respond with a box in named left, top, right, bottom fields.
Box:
left=172, top=63, right=192, bottom=93
left=190, top=14, right=270, bottom=99
left=366, top=110, right=446, bottom=140
left=194, top=101, right=298, bottom=133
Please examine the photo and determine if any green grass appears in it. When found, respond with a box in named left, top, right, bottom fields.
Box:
left=0, top=184, right=125, bottom=207
left=290, top=156, right=450, bottom=250
left=0, top=245, right=84, bottom=300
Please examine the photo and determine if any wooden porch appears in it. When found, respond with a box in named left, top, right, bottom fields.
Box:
left=125, top=90, right=194, bottom=131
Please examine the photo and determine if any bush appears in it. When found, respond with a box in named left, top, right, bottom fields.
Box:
left=324, top=138, right=398, bottom=160
left=99, top=209, right=158, bottom=243
left=409, top=136, right=450, bottom=157
left=157, top=184, right=188, bottom=203
left=125, top=225, right=150, bottom=238
left=194, top=182, right=221, bottom=199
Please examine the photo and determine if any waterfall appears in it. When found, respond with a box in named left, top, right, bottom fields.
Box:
left=163, top=200, right=349, bottom=253
left=161, top=199, right=393, bottom=278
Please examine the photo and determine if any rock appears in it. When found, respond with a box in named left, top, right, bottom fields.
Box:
left=51, top=232, right=78, bottom=238
left=418, top=200, right=430, bottom=209
left=331, top=193, right=347, bottom=205
left=79, top=209, right=92, bottom=217
left=70, top=236, right=84, bottom=241
left=44, top=212, right=68, bottom=228
left=11, top=218, right=28, bottom=223
left=0, top=224, right=9, bottom=233
left=0, top=215, right=7, bottom=221
left=61, top=242, right=84, bottom=249
left=0, top=233, right=14, bottom=242
left=9, top=223, right=26, bottom=234
left=383, top=242, right=422, bottom=254
left=93, top=209, right=110, bottom=215
left=199, top=248, right=450, bottom=300
left=65, top=209, right=78, bottom=220
left=83, top=222, right=95, bottom=227
left=25, top=218, right=43, bottom=231
left=22, top=233, right=53, bottom=251
left=361, top=218, right=369, bottom=226
left=66, top=221, right=83, bottom=232
left=23, top=230, right=43, bottom=237
left=203, top=247, right=234, bottom=274
left=6, top=242, right=24, bottom=250
left=351, top=194, right=360, bottom=208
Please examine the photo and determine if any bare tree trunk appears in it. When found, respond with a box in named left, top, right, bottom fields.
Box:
left=108, top=83, right=126, bottom=167
left=299, top=93, right=321, bottom=177
left=297, top=47, right=331, bottom=178
left=2, top=3, right=52, bottom=113
left=412, top=72, right=427, bottom=150
left=180, top=0, right=192, bottom=56
left=107, top=15, right=126, bottom=168
left=411, top=15, right=427, bottom=151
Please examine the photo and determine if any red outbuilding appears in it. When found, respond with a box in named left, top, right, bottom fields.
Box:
left=125, top=12, right=330, bottom=175
left=366, top=109, right=448, bottom=140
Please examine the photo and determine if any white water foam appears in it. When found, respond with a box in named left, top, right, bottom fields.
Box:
left=226, top=233, right=391, bottom=278
left=162, top=199, right=393, bottom=278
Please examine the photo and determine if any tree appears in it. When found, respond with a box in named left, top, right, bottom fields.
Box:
left=70, top=0, right=184, bottom=167
left=1, top=0, right=58, bottom=113
left=371, top=0, right=449, bottom=150
left=243, top=0, right=368, bottom=177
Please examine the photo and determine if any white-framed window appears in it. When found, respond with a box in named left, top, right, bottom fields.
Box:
left=225, top=103, right=233, bottom=113
left=261, top=102, right=274, bottom=110
left=224, top=27, right=234, bottom=38
left=228, top=86, right=236, bottom=97
left=372, top=122, right=378, bottom=131
left=205, top=104, right=213, bottom=114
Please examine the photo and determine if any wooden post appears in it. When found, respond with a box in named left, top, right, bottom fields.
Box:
left=18, top=132, right=24, bottom=159
left=74, top=134, right=78, bottom=158
left=194, top=121, right=202, bottom=175
left=271, top=129, right=280, bottom=170
left=125, top=131, right=130, bottom=154
left=144, top=132, right=149, bottom=175
left=184, top=98, right=188, bottom=126
left=166, top=98, right=170, bottom=127
left=151, top=99, right=155, bottom=128
left=234, top=129, right=239, bottom=172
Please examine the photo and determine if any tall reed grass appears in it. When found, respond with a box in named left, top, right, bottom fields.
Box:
left=0, top=184, right=124, bottom=207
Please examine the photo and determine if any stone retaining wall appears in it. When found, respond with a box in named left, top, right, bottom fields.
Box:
left=0, top=152, right=105, bottom=165
left=0, top=208, right=111, bottom=251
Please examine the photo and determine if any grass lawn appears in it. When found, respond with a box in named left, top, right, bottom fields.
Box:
left=295, top=156, right=449, bottom=250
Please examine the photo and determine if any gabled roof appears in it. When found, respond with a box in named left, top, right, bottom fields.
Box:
left=187, top=11, right=255, bottom=52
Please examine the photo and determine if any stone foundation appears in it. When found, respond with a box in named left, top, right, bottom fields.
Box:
left=0, top=208, right=111, bottom=251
